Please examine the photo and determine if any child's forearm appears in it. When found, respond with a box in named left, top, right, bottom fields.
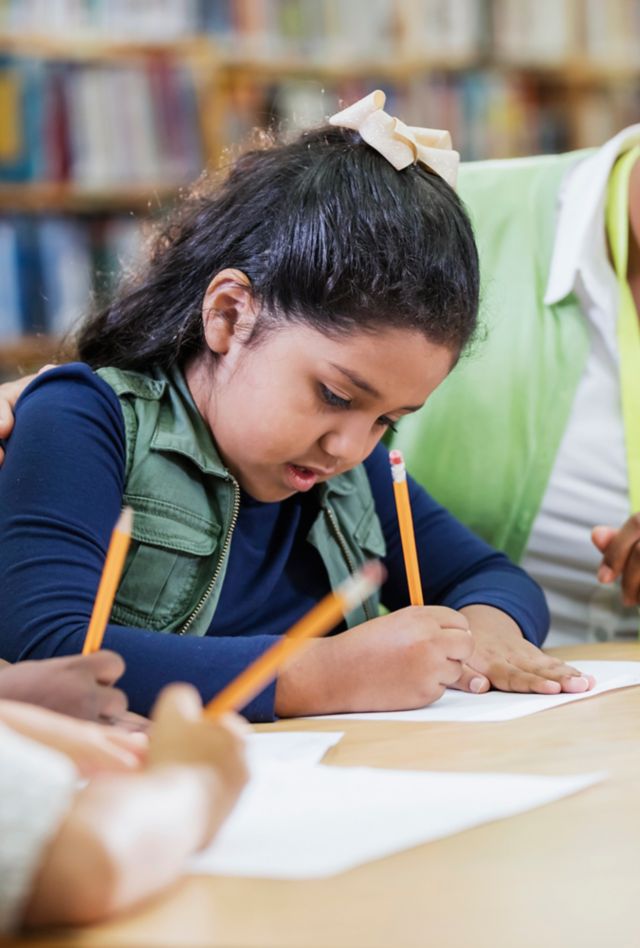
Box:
left=274, top=608, right=473, bottom=716
left=23, top=765, right=222, bottom=928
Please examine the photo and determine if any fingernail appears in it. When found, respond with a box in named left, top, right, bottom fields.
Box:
left=565, top=676, right=589, bottom=693
left=598, top=566, right=614, bottom=583
left=469, top=677, right=486, bottom=693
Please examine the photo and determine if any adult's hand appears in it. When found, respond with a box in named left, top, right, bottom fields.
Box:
left=593, top=517, right=640, bottom=606
left=0, top=366, right=54, bottom=462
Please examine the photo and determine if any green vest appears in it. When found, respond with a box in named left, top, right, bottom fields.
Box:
left=393, top=150, right=593, bottom=562
left=97, top=364, right=385, bottom=637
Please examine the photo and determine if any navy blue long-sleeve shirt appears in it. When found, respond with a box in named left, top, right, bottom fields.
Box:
left=0, top=365, right=549, bottom=720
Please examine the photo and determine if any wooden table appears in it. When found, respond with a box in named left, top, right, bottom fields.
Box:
left=17, top=643, right=640, bottom=948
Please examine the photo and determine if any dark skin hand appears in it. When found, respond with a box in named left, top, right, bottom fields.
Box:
left=593, top=518, right=640, bottom=606
left=591, top=158, right=640, bottom=608
left=0, top=651, right=130, bottom=722
left=0, top=370, right=42, bottom=463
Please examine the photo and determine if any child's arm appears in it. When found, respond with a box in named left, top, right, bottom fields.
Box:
left=21, top=685, right=247, bottom=929
left=363, top=442, right=593, bottom=695
left=274, top=604, right=474, bottom=716
left=0, top=366, right=284, bottom=722
left=0, top=700, right=147, bottom=777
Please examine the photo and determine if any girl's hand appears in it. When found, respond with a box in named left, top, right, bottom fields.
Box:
left=275, top=605, right=473, bottom=717
left=148, top=684, right=249, bottom=844
left=0, top=699, right=147, bottom=776
left=452, top=605, right=596, bottom=695
left=0, top=366, right=54, bottom=463
left=593, top=518, right=640, bottom=606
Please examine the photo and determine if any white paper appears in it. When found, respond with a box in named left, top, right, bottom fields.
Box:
left=311, top=660, right=640, bottom=723
left=246, top=731, right=343, bottom=768
left=190, top=764, right=602, bottom=879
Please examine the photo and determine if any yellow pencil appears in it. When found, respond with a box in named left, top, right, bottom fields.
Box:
left=204, top=560, right=385, bottom=718
left=82, top=507, right=133, bottom=655
left=389, top=449, right=424, bottom=606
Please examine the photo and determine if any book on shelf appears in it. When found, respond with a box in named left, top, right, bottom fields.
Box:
left=490, top=0, right=579, bottom=65
left=0, top=220, right=22, bottom=339
left=583, top=0, right=640, bottom=67
left=0, top=54, right=203, bottom=187
left=0, top=0, right=203, bottom=40
left=401, top=0, right=488, bottom=59
left=0, top=214, right=144, bottom=341
left=221, top=71, right=570, bottom=160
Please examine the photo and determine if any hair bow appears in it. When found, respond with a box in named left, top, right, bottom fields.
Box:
left=329, top=90, right=459, bottom=189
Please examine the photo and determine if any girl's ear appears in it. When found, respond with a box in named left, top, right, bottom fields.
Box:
left=201, top=269, right=257, bottom=355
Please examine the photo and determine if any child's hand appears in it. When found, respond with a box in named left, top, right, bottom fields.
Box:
left=0, top=699, right=147, bottom=776
left=275, top=605, right=473, bottom=716
left=452, top=605, right=596, bottom=695
left=0, top=366, right=54, bottom=462
left=592, top=518, right=640, bottom=606
left=0, top=651, right=129, bottom=722
left=148, top=684, right=249, bottom=844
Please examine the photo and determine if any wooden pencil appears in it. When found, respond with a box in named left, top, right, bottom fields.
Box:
left=389, top=449, right=424, bottom=606
left=82, top=507, right=133, bottom=655
left=204, top=560, right=385, bottom=717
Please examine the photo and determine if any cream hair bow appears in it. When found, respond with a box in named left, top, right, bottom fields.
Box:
left=329, top=89, right=459, bottom=189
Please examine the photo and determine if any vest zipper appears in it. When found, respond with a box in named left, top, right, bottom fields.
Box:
left=178, top=477, right=241, bottom=635
left=323, top=505, right=375, bottom=622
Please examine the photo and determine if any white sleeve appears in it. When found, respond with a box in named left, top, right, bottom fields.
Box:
left=0, top=723, right=78, bottom=934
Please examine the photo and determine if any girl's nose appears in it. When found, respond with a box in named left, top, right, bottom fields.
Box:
left=319, top=421, right=375, bottom=469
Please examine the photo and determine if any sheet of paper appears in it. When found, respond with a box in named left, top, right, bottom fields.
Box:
left=311, top=660, right=640, bottom=723
left=190, top=763, right=602, bottom=879
left=246, top=731, right=343, bottom=768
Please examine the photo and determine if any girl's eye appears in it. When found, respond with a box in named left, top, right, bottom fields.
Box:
left=320, top=384, right=398, bottom=432
left=378, top=416, right=399, bottom=433
left=320, top=384, right=351, bottom=410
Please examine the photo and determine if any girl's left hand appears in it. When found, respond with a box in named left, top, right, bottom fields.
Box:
left=451, top=604, right=596, bottom=695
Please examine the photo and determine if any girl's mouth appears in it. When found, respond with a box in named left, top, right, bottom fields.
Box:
left=284, top=463, right=319, bottom=492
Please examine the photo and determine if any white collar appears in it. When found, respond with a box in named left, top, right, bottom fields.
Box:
left=544, top=125, right=640, bottom=307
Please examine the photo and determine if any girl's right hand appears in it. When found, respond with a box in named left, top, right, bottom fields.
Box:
left=148, top=684, right=249, bottom=844
left=275, top=605, right=473, bottom=717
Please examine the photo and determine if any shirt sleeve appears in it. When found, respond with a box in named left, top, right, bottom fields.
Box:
left=0, top=365, right=277, bottom=721
left=364, top=442, right=550, bottom=646
left=0, top=723, right=77, bottom=934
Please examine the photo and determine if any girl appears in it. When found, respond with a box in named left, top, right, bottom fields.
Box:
left=0, top=92, right=591, bottom=721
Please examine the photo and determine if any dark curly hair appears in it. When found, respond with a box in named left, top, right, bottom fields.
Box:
left=77, top=123, right=479, bottom=369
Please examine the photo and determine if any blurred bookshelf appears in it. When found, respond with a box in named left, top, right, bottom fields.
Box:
left=1, top=0, right=640, bottom=379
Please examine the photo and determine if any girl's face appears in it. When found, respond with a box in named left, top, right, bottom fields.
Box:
left=190, top=319, right=454, bottom=502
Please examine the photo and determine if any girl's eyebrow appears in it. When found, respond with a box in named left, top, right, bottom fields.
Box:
left=328, top=363, right=424, bottom=413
